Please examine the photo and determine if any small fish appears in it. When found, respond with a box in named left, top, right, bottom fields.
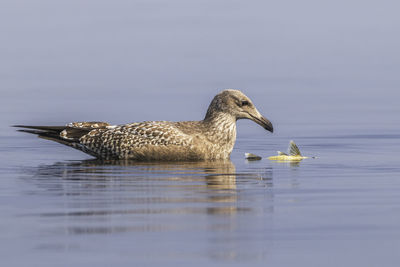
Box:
left=268, top=140, right=309, bottom=161
left=245, top=153, right=262, bottom=161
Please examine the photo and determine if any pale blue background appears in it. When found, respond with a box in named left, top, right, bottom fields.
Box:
left=1, top=1, right=400, bottom=266
left=1, top=0, right=399, bottom=129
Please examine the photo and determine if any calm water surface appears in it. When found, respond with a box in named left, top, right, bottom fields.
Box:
left=1, top=123, right=400, bottom=266
left=1, top=0, right=400, bottom=266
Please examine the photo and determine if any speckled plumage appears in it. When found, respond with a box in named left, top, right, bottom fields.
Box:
left=15, top=89, right=273, bottom=161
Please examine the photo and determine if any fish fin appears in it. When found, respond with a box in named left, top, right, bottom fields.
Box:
left=277, top=151, right=288, bottom=156
left=288, top=140, right=302, bottom=156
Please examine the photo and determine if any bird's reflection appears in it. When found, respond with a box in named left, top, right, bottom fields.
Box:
left=33, top=159, right=239, bottom=189
left=23, top=159, right=274, bottom=262
left=26, top=159, right=272, bottom=219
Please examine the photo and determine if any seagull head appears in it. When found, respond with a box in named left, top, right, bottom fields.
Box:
left=205, top=89, right=273, bottom=133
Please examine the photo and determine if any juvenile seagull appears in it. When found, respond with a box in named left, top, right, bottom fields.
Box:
left=15, top=89, right=273, bottom=161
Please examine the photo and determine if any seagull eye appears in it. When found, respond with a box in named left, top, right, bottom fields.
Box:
left=241, top=100, right=249, bottom=106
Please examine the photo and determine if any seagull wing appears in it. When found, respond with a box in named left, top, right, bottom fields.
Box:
left=79, top=121, right=192, bottom=159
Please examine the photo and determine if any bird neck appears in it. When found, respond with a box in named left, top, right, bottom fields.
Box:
left=202, top=112, right=237, bottom=148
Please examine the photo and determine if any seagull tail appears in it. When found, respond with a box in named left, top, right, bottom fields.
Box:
left=13, top=124, right=95, bottom=147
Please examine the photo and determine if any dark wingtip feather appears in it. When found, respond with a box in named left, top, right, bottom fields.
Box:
left=17, top=129, right=45, bottom=134
left=13, top=125, right=40, bottom=128
left=13, top=125, right=66, bottom=132
left=16, top=127, right=75, bottom=146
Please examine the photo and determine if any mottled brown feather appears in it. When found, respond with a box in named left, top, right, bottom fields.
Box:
left=15, top=90, right=272, bottom=161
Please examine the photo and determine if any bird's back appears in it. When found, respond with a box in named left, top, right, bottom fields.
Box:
left=79, top=121, right=197, bottom=160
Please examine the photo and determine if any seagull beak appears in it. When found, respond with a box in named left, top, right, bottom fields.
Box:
left=249, top=112, right=274, bottom=133
left=255, top=115, right=274, bottom=133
